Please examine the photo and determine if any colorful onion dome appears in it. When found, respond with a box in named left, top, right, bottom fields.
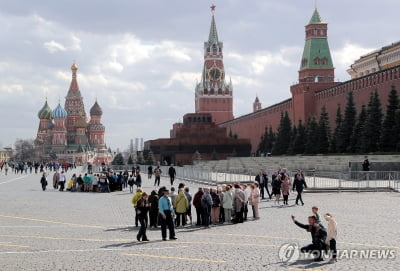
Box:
left=37, top=100, right=52, bottom=120
left=52, top=103, right=67, bottom=119
left=90, top=101, right=103, bottom=116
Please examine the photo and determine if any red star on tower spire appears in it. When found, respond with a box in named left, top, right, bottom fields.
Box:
left=210, top=4, right=216, bottom=14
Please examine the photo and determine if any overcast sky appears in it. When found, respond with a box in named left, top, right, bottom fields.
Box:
left=0, top=0, right=399, bottom=151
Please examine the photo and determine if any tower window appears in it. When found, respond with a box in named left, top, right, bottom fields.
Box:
left=314, top=57, right=320, bottom=65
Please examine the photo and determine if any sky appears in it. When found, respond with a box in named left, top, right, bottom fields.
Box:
left=0, top=0, right=399, bottom=151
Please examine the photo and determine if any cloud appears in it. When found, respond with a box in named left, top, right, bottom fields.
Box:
left=43, top=40, right=67, bottom=53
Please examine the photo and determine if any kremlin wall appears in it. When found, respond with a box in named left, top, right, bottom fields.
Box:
left=148, top=7, right=400, bottom=164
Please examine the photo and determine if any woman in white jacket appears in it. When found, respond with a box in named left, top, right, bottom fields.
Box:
left=222, top=185, right=233, bottom=224
left=324, top=213, right=338, bottom=263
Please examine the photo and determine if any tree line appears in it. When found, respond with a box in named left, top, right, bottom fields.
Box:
left=257, top=85, right=400, bottom=155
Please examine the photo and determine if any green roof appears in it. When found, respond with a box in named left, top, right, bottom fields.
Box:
left=309, top=9, right=322, bottom=24
left=300, top=38, right=333, bottom=70
left=208, top=15, right=219, bottom=44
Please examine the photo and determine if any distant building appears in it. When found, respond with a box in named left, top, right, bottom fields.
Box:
left=35, top=63, right=111, bottom=164
left=0, top=147, right=12, bottom=162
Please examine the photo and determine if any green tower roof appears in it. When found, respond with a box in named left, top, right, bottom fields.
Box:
left=208, top=15, right=219, bottom=45
left=309, top=8, right=322, bottom=24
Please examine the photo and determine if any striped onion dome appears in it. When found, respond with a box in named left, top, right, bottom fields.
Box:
left=52, top=103, right=67, bottom=119
left=37, top=100, right=52, bottom=120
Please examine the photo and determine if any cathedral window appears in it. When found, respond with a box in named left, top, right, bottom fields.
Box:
left=314, top=57, right=320, bottom=65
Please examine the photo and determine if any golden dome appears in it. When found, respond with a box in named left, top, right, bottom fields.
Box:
left=71, top=63, right=78, bottom=71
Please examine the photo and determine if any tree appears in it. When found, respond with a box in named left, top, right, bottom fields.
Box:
left=192, top=150, right=202, bottom=163
left=379, top=85, right=399, bottom=152
left=146, top=151, right=155, bottom=165
left=13, top=139, right=36, bottom=161
left=272, top=111, right=292, bottom=155
left=111, top=153, right=125, bottom=165
left=330, top=104, right=342, bottom=153
left=257, top=127, right=268, bottom=155
left=317, top=106, right=331, bottom=154
left=266, top=126, right=275, bottom=153
left=304, top=117, right=319, bottom=154
left=137, top=152, right=145, bottom=164
left=292, top=120, right=306, bottom=154
left=360, top=90, right=383, bottom=152
left=127, top=155, right=134, bottom=165
left=351, top=104, right=367, bottom=153
left=337, top=91, right=357, bottom=153
left=394, top=109, right=400, bottom=152
left=287, top=125, right=297, bottom=154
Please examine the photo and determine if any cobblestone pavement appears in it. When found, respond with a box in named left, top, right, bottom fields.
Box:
left=0, top=168, right=399, bottom=270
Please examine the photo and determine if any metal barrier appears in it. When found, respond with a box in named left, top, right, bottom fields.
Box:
left=109, top=164, right=400, bottom=192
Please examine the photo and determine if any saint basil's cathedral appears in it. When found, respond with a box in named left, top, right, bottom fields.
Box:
left=35, top=63, right=111, bottom=164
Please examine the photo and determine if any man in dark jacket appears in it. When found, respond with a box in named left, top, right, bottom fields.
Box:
left=293, top=172, right=307, bottom=205
left=292, top=215, right=327, bottom=261
left=168, top=165, right=176, bottom=186
left=193, top=187, right=204, bottom=226
left=148, top=190, right=159, bottom=228
left=255, top=170, right=271, bottom=200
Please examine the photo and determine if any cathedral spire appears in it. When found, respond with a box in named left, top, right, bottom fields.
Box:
left=208, top=5, right=219, bottom=45
left=67, top=62, right=81, bottom=96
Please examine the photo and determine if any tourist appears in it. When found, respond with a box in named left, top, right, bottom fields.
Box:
left=291, top=215, right=327, bottom=262
left=154, top=166, right=162, bottom=187
left=128, top=175, right=135, bottom=193
left=233, top=184, right=245, bottom=223
left=122, top=170, right=129, bottom=190
left=40, top=173, right=48, bottom=191
left=169, top=187, right=177, bottom=206
left=147, top=165, right=153, bottom=179
left=168, top=164, right=176, bottom=186
left=136, top=192, right=150, bottom=242
left=91, top=174, right=99, bottom=192
left=362, top=156, right=370, bottom=171
left=71, top=173, right=77, bottom=192
left=148, top=190, right=159, bottom=228
left=312, top=206, right=321, bottom=224
left=242, top=184, right=249, bottom=220
left=4, top=162, right=8, bottom=176
left=193, top=187, right=204, bottom=226
left=158, top=189, right=177, bottom=241
left=324, top=213, right=338, bottom=264
left=281, top=175, right=291, bottom=205
left=132, top=188, right=143, bottom=227
left=184, top=187, right=193, bottom=225
left=201, top=188, right=213, bottom=228
left=173, top=188, right=188, bottom=227
left=77, top=174, right=84, bottom=192
left=222, top=185, right=233, bottom=223
left=210, top=188, right=221, bottom=225
left=59, top=171, right=66, bottom=191
left=83, top=173, right=91, bottom=192
left=249, top=183, right=260, bottom=219
left=53, top=170, right=60, bottom=189
left=272, top=174, right=282, bottom=205
left=135, top=169, right=142, bottom=188
left=66, top=178, right=74, bottom=191
left=218, top=186, right=225, bottom=223
left=293, top=173, right=307, bottom=206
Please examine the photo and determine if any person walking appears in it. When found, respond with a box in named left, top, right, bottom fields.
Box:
left=59, top=171, right=66, bottom=191
left=281, top=175, right=291, bottom=205
left=293, top=173, right=307, bottom=206
left=136, top=192, right=150, bottom=242
left=154, top=166, right=162, bottom=187
left=40, top=173, right=48, bottom=191
left=52, top=171, right=60, bottom=189
left=147, top=165, right=153, bottom=179
left=158, top=189, right=177, bottom=241
left=272, top=174, right=282, bottom=205
left=132, top=188, right=143, bottom=227
left=168, top=164, right=176, bottom=186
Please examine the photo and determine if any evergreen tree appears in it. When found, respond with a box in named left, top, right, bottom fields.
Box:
left=127, top=155, right=134, bottom=165
left=292, top=120, right=306, bottom=154
left=330, top=104, right=343, bottom=153
left=351, top=104, right=367, bottom=153
left=257, top=127, right=268, bottom=155
left=112, top=153, right=125, bottom=165
left=304, top=117, right=319, bottom=154
left=360, top=91, right=383, bottom=152
left=394, top=110, right=400, bottom=152
left=317, top=106, right=331, bottom=154
left=337, top=91, right=357, bottom=153
left=379, top=85, right=399, bottom=152
left=266, top=126, right=275, bottom=153
left=137, top=152, right=145, bottom=164
left=272, top=111, right=292, bottom=155
left=287, top=125, right=297, bottom=154
left=146, top=151, right=155, bottom=165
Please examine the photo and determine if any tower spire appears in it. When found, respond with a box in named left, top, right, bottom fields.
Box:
left=208, top=5, right=219, bottom=44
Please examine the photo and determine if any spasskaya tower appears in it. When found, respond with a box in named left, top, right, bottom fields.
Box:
left=195, top=5, right=233, bottom=124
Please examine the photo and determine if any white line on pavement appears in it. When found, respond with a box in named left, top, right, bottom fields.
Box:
left=0, top=246, right=188, bottom=255
left=0, top=175, right=30, bottom=185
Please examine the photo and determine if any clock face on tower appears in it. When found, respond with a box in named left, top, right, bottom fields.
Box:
left=208, top=67, right=222, bottom=80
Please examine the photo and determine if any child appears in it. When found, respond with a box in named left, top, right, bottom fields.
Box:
left=311, top=206, right=320, bottom=224
left=324, top=213, right=338, bottom=264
